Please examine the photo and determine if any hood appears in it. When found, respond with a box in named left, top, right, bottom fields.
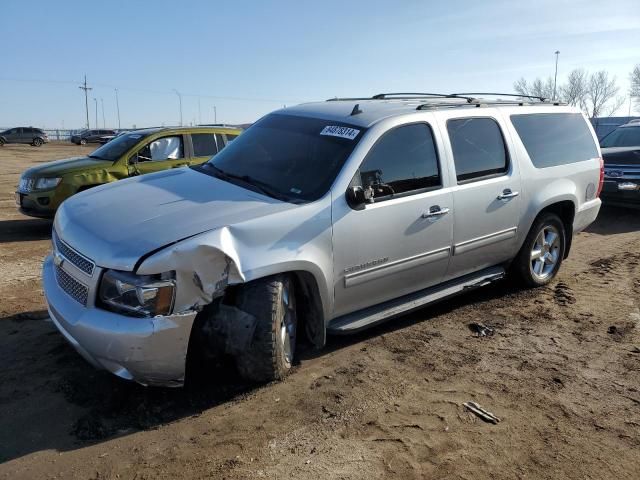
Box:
left=54, top=167, right=297, bottom=271
left=601, top=146, right=640, bottom=166
left=23, top=156, right=112, bottom=177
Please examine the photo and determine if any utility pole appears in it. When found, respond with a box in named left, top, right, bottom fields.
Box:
left=172, top=89, right=183, bottom=126
left=93, top=98, right=98, bottom=129
left=213, top=105, right=217, bottom=123
left=114, top=88, right=121, bottom=130
left=100, top=98, right=105, bottom=128
left=553, top=50, right=560, bottom=101
left=198, top=97, right=202, bottom=124
left=78, top=75, right=92, bottom=129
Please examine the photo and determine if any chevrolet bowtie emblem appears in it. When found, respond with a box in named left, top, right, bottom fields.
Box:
left=53, top=251, right=64, bottom=267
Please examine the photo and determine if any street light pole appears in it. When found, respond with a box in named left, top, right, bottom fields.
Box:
left=553, top=50, right=560, bottom=101
left=100, top=98, right=105, bottom=128
left=93, top=98, right=98, bottom=130
left=172, top=89, right=183, bottom=126
left=114, top=88, right=121, bottom=130
left=213, top=105, right=217, bottom=123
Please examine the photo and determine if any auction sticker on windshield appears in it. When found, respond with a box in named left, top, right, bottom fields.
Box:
left=320, top=126, right=360, bottom=140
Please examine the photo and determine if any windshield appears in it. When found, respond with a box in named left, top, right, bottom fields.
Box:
left=88, top=131, right=149, bottom=161
left=200, top=113, right=366, bottom=202
left=600, top=126, right=640, bottom=148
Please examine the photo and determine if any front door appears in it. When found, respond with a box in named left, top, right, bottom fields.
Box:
left=332, top=122, right=454, bottom=318
left=128, top=134, right=189, bottom=176
left=441, top=115, right=522, bottom=280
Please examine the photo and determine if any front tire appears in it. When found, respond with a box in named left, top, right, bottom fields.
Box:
left=235, top=274, right=297, bottom=382
left=512, top=212, right=566, bottom=287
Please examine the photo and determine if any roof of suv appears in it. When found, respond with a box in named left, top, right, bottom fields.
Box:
left=282, top=93, right=568, bottom=128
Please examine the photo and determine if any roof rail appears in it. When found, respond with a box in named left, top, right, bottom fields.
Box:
left=452, top=92, right=549, bottom=102
left=372, top=92, right=476, bottom=103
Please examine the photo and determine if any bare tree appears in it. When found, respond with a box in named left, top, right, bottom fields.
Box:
left=559, top=69, right=588, bottom=109
left=631, top=64, right=640, bottom=108
left=513, top=77, right=555, bottom=99
left=584, top=71, right=621, bottom=118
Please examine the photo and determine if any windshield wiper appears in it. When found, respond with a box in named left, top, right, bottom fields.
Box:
left=205, top=164, right=290, bottom=201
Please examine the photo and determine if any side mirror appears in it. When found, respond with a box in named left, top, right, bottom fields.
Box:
left=346, top=185, right=374, bottom=210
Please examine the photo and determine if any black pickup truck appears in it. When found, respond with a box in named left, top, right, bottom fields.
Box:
left=600, top=120, right=640, bottom=208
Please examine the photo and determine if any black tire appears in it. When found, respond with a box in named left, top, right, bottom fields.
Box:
left=0, top=138, right=5, bottom=146
left=32, top=138, right=43, bottom=147
left=80, top=138, right=87, bottom=145
left=512, top=212, right=566, bottom=287
left=235, top=274, right=297, bottom=382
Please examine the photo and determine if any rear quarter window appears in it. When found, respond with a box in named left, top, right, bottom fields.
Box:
left=510, top=113, right=599, bottom=168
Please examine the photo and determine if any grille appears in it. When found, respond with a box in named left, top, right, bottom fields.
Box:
left=55, top=264, right=89, bottom=306
left=18, top=177, right=35, bottom=192
left=53, top=230, right=95, bottom=275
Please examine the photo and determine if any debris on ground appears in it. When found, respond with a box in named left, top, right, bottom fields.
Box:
left=463, top=401, right=501, bottom=424
left=468, top=322, right=495, bottom=337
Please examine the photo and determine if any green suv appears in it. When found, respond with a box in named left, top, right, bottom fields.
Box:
left=16, top=126, right=241, bottom=218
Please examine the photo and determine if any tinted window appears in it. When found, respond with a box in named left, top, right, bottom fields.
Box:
left=511, top=113, right=599, bottom=168
left=88, top=131, right=151, bottom=161
left=192, top=133, right=218, bottom=157
left=204, top=114, right=365, bottom=202
left=357, top=123, right=440, bottom=200
left=447, top=118, right=508, bottom=182
left=600, top=126, right=640, bottom=148
left=225, top=134, right=238, bottom=142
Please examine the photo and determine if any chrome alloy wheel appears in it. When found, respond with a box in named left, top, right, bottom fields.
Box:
left=280, top=281, right=297, bottom=365
left=530, top=225, right=561, bottom=281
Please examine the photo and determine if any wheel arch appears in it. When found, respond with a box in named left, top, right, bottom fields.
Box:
left=522, top=198, right=576, bottom=259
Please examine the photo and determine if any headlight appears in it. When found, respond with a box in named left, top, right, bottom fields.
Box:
left=35, top=177, right=61, bottom=190
left=99, top=270, right=175, bottom=317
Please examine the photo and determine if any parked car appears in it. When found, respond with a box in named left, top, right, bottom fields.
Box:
left=16, top=126, right=241, bottom=218
left=70, top=129, right=116, bottom=145
left=43, top=93, right=602, bottom=387
left=0, top=127, right=48, bottom=146
left=599, top=119, right=640, bottom=208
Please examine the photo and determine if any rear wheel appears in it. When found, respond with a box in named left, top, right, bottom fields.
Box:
left=235, top=274, right=297, bottom=382
left=80, top=138, right=87, bottom=145
left=0, top=138, right=5, bottom=146
left=32, top=138, right=43, bottom=147
left=512, top=212, right=566, bottom=287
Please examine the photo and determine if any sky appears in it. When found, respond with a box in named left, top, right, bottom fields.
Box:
left=1, top=0, right=639, bottom=129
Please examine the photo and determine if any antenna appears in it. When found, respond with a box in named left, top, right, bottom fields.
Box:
left=350, top=104, right=363, bottom=116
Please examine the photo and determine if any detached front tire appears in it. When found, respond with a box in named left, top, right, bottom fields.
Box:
left=512, top=212, right=566, bottom=287
left=235, top=274, right=297, bottom=382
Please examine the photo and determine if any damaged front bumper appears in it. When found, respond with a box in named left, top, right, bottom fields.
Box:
left=43, top=255, right=197, bottom=387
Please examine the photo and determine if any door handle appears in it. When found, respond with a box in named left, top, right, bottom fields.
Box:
left=422, top=206, right=450, bottom=218
left=497, top=189, right=519, bottom=200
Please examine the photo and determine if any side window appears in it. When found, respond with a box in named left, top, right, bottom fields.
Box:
left=357, top=123, right=440, bottom=201
left=447, top=118, right=508, bottom=182
left=191, top=133, right=218, bottom=157
left=215, top=133, right=226, bottom=151
left=225, top=134, right=238, bottom=143
left=138, top=136, right=184, bottom=162
left=510, top=113, right=599, bottom=167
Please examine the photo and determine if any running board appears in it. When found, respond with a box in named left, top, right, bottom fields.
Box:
left=327, top=266, right=505, bottom=334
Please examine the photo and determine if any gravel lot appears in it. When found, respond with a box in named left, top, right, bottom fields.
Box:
left=1, top=143, right=639, bottom=479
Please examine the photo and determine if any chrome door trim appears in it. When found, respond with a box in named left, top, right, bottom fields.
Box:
left=344, top=246, right=451, bottom=288
left=453, top=226, right=517, bottom=256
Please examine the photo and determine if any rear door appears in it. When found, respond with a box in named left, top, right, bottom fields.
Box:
left=128, top=134, right=189, bottom=176
left=189, top=132, right=219, bottom=165
left=17, top=128, right=29, bottom=143
left=441, top=114, right=522, bottom=281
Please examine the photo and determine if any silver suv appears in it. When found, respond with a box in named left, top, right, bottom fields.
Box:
left=43, top=93, right=603, bottom=386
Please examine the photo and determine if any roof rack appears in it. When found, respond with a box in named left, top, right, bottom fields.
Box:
left=371, top=92, right=476, bottom=103
left=452, top=92, right=549, bottom=102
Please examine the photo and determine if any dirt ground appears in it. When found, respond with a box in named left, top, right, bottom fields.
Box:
left=0, top=143, right=639, bottom=480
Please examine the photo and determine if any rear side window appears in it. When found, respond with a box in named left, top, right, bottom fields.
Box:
left=511, top=113, right=599, bottom=168
left=357, top=123, right=440, bottom=201
left=191, top=133, right=218, bottom=157
left=447, top=118, right=508, bottom=182
left=225, top=134, right=238, bottom=142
